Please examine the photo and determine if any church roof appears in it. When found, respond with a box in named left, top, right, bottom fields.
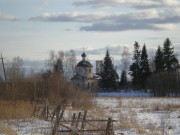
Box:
left=77, top=60, right=93, bottom=67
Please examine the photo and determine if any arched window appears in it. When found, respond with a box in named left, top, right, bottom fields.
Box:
left=89, top=68, right=91, bottom=73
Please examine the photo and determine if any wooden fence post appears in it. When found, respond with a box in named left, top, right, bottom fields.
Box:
left=52, top=106, right=61, bottom=135
left=45, top=99, right=49, bottom=120
left=75, top=112, right=81, bottom=128
left=106, top=118, right=114, bottom=135
left=81, top=111, right=87, bottom=131
left=71, top=113, right=76, bottom=126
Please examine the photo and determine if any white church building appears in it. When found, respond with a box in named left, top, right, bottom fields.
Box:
left=71, top=52, right=101, bottom=91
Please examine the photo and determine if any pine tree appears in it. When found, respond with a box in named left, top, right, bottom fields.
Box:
left=120, top=70, right=127, bottom=87
left=163, top=38, right=177, bottom=71
left=154, top=46, right=164, bottom=72
left=54, top=58, right=64, bottom=74
left=129, top=41, right=141, bottom=88
left=101, top=50, right=117, bottom=90
left=140, top=44, right=150, bottom=89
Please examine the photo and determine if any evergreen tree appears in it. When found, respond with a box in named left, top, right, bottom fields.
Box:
left=120, top=70, right=127, bottom=87
left=154, top=45, right=164, bottom=72
left=163, top=38, right=178, bottom=71
left=101, top=50, right=117, bottom=90
left=140, top=44, right=150, bottom=89
left=54, top=58, right=64, bottom=74
left=129, top=41, right=141, bottom=88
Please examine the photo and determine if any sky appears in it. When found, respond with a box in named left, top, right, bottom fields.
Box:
left=0, top=0, right=180, bottom=64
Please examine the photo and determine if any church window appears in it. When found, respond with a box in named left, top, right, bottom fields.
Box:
left=89, top=68, right=91, bottom=73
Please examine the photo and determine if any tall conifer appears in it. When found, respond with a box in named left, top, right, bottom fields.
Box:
left=129, top=41, right=141, bottom=88
left=101, top=50, right=117, bottom=90
left=154, top=46, right=164, bottom=72
left=163, top=38, right=176, bottom=71
left=120, top=70, right=127, bottom=87
left=140, top=44, right=150, bottom=89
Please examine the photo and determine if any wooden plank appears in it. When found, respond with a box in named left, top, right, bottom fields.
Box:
left=58, top=119, right=117, bottom=122
left=57, top=129, right=106, bottom=132
left=59, top=123, right=80, bottom=135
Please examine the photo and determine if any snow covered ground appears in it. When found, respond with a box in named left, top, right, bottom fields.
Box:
left=95, top=97, right=180, bottom=135
left=0, top=96, right=180, bottom=135
left=97, top=90, right=153, bottom=97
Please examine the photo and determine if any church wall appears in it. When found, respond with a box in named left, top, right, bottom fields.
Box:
left=75, top=66, right=93, bottom=79
left=72, top=79, right=97, bottom=91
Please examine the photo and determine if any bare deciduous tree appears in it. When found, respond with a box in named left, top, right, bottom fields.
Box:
left=46, top=50, right=77, bottom=80
left=6, top=56, right=24, bottom=82
left=120, top=46, right=131, bottom=71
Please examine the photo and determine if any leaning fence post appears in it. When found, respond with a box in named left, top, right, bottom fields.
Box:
left=71, top=113, right=76, bottom=126
left=75, top=112, right=81, bottom=128
left=52, top=106, right=61, bottom=135
left=81, top=111, right=87, bottom=130
left=59, top=110, right=64, bottom=121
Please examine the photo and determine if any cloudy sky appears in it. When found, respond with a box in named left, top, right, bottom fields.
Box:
left=0, top=0, right=180, bottom=62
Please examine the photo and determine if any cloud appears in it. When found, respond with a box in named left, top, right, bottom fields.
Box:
left=29, top=8, right=180, bottom=31
left=73, top=0, right=180, bottom=8
left=0, top=12, right=17, bottom=21
left=80, top=22, right=158, bottom=31
left=29, top=12, right=107, bottom=23
left=153, top=24, right=176, bottom=30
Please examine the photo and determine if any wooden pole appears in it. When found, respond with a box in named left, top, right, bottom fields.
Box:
left=106, top=118, right=114, bottom=135
left=1, top=53, right=6, bottom=83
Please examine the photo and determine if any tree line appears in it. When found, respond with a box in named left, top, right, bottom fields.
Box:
left=100, top=38, right=179, bottom=96
left=0, top=38, right=179, bottom=97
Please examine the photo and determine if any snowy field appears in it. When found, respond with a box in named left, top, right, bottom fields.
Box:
left=97, top=90, right=153, bottom=97
left=0, top=96, right=180, bottom=135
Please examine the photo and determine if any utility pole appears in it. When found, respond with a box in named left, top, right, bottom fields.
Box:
left=1, top=53, right=7, bottom=83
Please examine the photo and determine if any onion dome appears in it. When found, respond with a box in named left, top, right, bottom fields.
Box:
left=76, top=52, right=93, bottom=67
left=77, top=60, right=93, bottom=67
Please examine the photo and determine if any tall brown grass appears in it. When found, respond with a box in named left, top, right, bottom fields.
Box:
left=0, top=71, right=94, bottom=120
left=0, top=100, right=35, bottom=120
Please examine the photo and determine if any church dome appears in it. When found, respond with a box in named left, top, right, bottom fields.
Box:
left=76, top=52, right=93, bottom=67
left=77, top=60, right=93, bottom=67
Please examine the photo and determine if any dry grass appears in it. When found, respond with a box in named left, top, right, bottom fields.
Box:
left=0, top=124, right=16, bottom=135
left=71, top=89, right=94, bottom=110
left=118, top=109, right=146, bottom=134
left=141, top=102, right=180, bottom=112
left=0, top=100, right=35, bottom=120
